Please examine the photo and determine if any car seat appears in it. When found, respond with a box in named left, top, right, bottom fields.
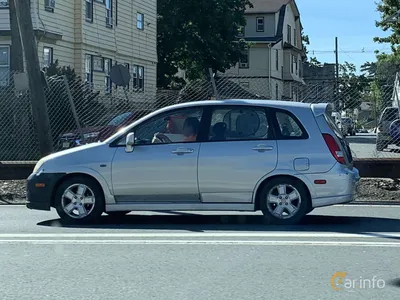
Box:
left=210, top=122, right=227, bottom=141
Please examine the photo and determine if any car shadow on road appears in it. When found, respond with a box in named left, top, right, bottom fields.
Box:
left=37, top=213, right=400, bottom=239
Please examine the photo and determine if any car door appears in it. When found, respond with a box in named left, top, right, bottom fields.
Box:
left=198, top=105, right=278, bottom=203
left=111, top=106, right=205, bottom=203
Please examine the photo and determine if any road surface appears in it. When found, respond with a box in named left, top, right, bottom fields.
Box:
left=347, top=133, right=400, bottom=158
left=0, top=205, right=400, bottom=299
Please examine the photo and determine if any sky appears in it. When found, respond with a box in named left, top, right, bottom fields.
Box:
left=296, top=0, right=391, bottom=72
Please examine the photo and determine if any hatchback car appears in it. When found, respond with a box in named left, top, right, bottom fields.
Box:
left=26, top=100, right=359, bottom=225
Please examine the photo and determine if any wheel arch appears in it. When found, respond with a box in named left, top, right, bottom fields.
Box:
left=253, top=174, right=312, bottom=211
left=51, top=172, right=108, bottom=208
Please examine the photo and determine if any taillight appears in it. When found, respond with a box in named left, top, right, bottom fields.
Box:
left=322, top=133, right=345, bottom=164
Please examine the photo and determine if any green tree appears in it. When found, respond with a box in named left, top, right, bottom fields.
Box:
left=338, top=62, right=371, bottom=111
left=374, top=0, right=400, bottom=54
left=157, top=0, right=252, bottom=88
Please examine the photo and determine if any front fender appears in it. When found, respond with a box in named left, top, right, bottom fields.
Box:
left=51, top=166, right=116, bottom=205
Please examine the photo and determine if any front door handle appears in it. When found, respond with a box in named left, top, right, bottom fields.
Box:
left=252, top=145, right=274, bottom=152
left=171, top=148, right=194, bottom=155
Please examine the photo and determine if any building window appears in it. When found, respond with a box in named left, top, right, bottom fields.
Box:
left=0, top=1, right=8, bottom=8
left=137, top=13, right=144, bottom=30
left=43, top=47, right=53, bottom=68
left=93, top=56, right=104, bottom=72
left=138, top=66, right=144, bottom=91
left=105, top=0, right=112, bottom=27
left=291, top=55, right=295, bottom=73
left=295, top=56, right=298, bottom=75
left=132, top=65, right=144, bottom=91
left=293, top=28, right=297, bottom=46
left=123, top=63, right=129, bottom=89
left=0, top=46, right=10, bottom=87
left=239, top=47, right=249, bottom=68
left=275, top=49, right=278, bottom=70
left=85, top=0, right=93, bottom=22
left=275, top=83, right=279, bottom=99
left=256, top=17, right=264, bottom=32
left=287, top=25, right=291, bottom=44
left=104, top=58, right=112, bottom=94
left=85, top=54, right=93, bottom=84
left=44, top=0, right=55, bottom=12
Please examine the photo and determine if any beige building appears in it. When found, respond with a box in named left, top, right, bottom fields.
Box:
left=225, top=0, right=306, bottom=101
left=0, top=0, right=157, bottom=97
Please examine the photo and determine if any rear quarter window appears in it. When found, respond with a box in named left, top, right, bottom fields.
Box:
left=273, top=110, right=308, bottom=140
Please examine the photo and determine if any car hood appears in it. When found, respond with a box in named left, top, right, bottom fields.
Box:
left=60, top=126, right=111, bottom=137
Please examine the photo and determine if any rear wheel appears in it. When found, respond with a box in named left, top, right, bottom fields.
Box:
left=54, top=176, right=104, bottom=224
left=259, top=177, right=310, bottom=225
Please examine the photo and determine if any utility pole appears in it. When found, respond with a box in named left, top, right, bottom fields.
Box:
left=13, top=0, right=53, bottom=156
left=335, top=37, right=339, bottom=111
left=9, top=0, right=23, bottom=73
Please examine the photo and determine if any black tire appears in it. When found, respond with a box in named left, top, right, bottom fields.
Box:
left=54, top=176, right=105, bottom=225
left=106, top=211, right=131, bottom=218
left=259, top=177, right=310, bottom=225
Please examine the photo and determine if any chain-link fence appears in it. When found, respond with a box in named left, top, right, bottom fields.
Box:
left=0, top=70, right=398, bottom=161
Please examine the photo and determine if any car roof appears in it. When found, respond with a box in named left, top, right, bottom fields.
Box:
left=167, top=99, right=314, bottom=110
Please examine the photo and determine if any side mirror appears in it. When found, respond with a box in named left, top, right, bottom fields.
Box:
left=125, top=132, right=135, bottom=153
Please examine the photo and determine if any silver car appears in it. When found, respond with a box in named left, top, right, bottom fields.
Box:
left=26, top=100, right=360, bottom=225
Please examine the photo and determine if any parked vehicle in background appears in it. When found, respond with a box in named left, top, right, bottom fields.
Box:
left=331, top=112, right=342, bottom=133
left=376, top=106, right=400, bottom=151
left=27, top=99, right=359, bottom=225
left=341, top=117, right=356, bottom=136
left=58, top=110, right=151, bottom=149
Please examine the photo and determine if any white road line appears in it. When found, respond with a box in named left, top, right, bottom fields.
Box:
left=0, top=239, right=399, bottom=247
left=0, top=232, right=398, bottom=238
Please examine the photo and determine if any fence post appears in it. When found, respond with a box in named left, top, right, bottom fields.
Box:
left=63, top=75, right=86, bottom=144
left=209, top=68, right=219, bottom=99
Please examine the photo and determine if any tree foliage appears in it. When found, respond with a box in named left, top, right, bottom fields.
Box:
left=157, top=0, right=252, bottom=88
left=338, top=62, right=371, bottom=111
left=374, top=0, right=400, bottom=55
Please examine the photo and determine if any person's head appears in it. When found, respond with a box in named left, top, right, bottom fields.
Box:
left=183, top=117, right=200, bottom=136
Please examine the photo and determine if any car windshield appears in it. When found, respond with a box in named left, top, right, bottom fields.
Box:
left=381, top=108, right=399, bottom=122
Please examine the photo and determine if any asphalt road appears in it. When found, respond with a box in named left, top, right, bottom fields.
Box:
left=0, top=205, right=400, bottom=300
left=347, top=133, right=400, bottom=158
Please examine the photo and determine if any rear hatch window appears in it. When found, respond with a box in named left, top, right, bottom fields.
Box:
left=324, top=113, right=353, bottom=164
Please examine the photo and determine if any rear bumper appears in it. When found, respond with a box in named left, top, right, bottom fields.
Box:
left=308, top=166, right=360, bottom=208
left=26, top=172, right=66, bottom=211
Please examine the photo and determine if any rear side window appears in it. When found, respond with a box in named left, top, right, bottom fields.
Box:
left=208, top=106, right=270, bottom=141
left=274, top=110, right=308, bottom=139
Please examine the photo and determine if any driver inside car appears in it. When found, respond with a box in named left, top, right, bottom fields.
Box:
left=155, top=117, right=200, bottom=143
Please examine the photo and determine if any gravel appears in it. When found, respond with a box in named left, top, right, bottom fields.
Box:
left=1, top=178, right=400, bottom=206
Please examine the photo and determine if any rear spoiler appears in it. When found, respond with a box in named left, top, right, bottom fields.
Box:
left=311, top=103, right=332, bottom=118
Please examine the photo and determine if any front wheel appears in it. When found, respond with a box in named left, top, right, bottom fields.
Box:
left=54, top=176, right=105, bottom=224
left=259, top=177, right=310, bottom=225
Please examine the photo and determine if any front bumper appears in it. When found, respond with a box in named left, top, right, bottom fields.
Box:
left=26, top=172, right=66, bottom=211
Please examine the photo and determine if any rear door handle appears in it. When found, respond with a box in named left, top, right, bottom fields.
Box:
left=171, top=148, right=194, bottom=155
left=252, top=145, right=274, bottom=152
